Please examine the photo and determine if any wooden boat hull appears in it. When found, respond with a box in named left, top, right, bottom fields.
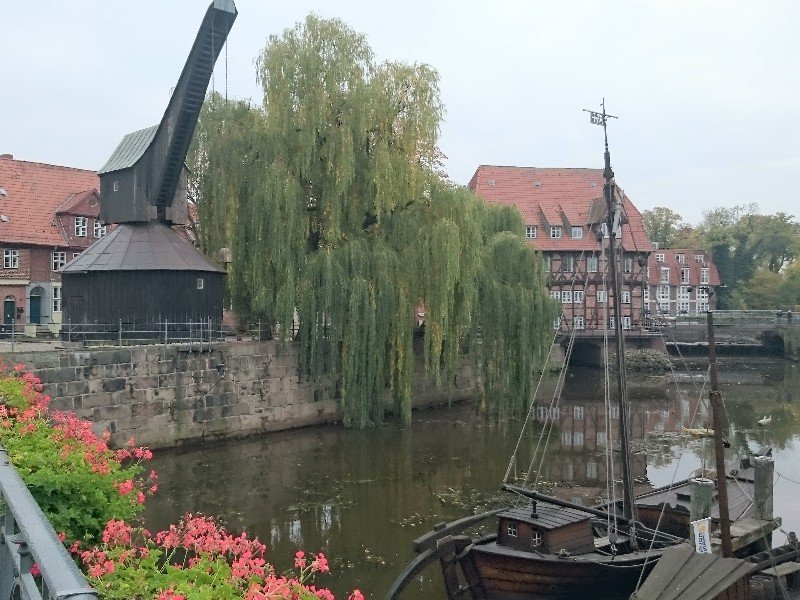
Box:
left=463, top=541, right=662, bottom=599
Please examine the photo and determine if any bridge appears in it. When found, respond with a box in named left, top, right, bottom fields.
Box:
left=653, top=310, right=798, bottom=355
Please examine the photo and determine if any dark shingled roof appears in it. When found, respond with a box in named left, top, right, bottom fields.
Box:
left=631, top=544, right=753, bottom=600
left=499, top=503, right=592, bottom=530
left=98, top=125, right=158, bottom=174
left=61, top=221, right=224, bottom=273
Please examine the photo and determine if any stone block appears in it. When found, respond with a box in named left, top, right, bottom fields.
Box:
left=102, top=378, right=127, bottom=393
left=64, top=380, right=90, bottom=396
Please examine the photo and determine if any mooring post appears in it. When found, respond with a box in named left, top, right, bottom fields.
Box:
left=753, top=455, right=774, bottom=521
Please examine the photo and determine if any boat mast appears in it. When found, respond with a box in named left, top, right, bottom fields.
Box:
left=706, top=311, right=733, bottom=556
left=585, top=100, right=639, bottom=536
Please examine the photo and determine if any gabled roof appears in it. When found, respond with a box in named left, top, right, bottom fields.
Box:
left=469, top=165, right=653, bottom=253
left=61, top=221, right=224, bottom=273
left=0, top=155, right=100, bottom=246
left=649, top=248, right=721, bottom=286
left=55, top=189, right=100, bottom=216
left=98, top=125, right=158, bottom=174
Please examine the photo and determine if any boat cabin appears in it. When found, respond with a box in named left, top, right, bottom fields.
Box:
left=497, top=502, right=595, bottom=555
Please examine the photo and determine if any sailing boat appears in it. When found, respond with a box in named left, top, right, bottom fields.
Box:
left=385, top=110, right=780, bottom=600
left=386, top=106, right=683, bottom=599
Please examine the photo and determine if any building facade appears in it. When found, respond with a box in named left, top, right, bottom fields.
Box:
left=0, top=154, right=105, bottom=333
left=469, top=166, right=653, bottom=333
left=646, top=248, right=720, bottom=318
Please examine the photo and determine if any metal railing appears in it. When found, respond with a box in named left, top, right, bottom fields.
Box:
left=63, top=319, right=223, bottom=349
left=652, top=310, right=797, bottom=328
left=0, top=448, right=98, bottom=600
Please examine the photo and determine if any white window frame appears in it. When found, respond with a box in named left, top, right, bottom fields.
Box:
left=643, top=288, right=650, bottom=302
left=550, top=225, right=562, bottom=239
left=587, top=255, right=598, bottom=273
left=525, top=225, right=537, bottom=239
left=74, top=216, right=88, bottom=237
left=597, top=290, right=607, bottom=303
left=573, top=315, right=585, bottom=330
left=571, top=226, right=583, bottom=239
left=678, top=301, right=691, bottom=314
left=623, top=256, right=633, bottom=274
left=94, top=220, right=107, bottom=238
left=550, top=290, right=561, bottom=301
left=622, top=316, right=632, bottom=330
left=700, top=268, right=710, bottom=284
left=52, top=251, right=67, bottom=271
left=677, top=286, right=690, bottom=299
left=658, top=285, right=670, bottom=300
left=507, top=523, right=518, bottom=537
left=3, top=249, right=19, bottom=269
left=655, top=253, right=664, bottom=262
left=675, top=253, right=685, bottom=263
left=697, top=302, right=709, bottom=313
left=52, top=286, right=62, bottom=313
left=531, top=530, right=542, bottom=548
left=573, top=406, right=584, bottom=419
left=561, top=290, right=573, bottom=304
left=660, top=267, right=670, bottom=283
left=694, top=254, right=705, bottom=263
left=681, top=268, right=690, bottom=283
left=621, top=290, right=631, bottom=304
left=561, top=254, right=574, bottom=272
left=573, top=290, right=584, bottom=303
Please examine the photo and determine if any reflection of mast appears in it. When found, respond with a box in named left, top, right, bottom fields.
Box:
left=585, top=100, right=638, bottom=543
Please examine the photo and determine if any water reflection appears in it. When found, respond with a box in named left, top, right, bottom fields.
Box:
left=144, top=357, right=800, bottom=599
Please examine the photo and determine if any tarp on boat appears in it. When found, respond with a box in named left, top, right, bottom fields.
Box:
left=630, top=544, right=754, bottom=600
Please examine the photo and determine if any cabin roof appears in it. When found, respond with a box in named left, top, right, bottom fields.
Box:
left=61, top=221, right=225, bottom=273
left=632, top=544, right=753, bottom=600
left=499, top=503, right=592, bottom=530
left=636, top=476, right=755, bottom=522
left=98, top=125, right=158, bottom=174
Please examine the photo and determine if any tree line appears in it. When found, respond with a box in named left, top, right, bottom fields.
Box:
left=642, top=205, right=800, bottom=310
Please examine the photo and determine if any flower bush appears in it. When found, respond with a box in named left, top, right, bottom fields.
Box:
left=0, top=364, right=365, bottom=599
left=0, top=363, right=154, bottom=542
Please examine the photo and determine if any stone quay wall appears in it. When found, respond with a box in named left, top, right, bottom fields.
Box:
left=0, top=341, right=479, bottom=449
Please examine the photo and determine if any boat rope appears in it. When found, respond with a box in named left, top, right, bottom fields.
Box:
left=776, top=471, right=800, bottom=487
left=501, top=318, right=563, bottom=485
left=506, top=250, right=590, bottom=497
left=600, top=235, right=619, bottom=537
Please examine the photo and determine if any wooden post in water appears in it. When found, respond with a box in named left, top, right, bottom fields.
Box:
left=706, top=311, right=733, bottom=557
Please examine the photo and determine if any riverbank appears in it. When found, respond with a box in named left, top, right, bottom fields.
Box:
left=0, top=339, right=479, bottom=449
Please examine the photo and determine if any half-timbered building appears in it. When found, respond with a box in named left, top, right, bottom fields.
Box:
left=469, top=166, right=653, bottom=334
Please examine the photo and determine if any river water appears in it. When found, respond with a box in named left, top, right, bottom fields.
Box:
left=144, top=356, right=800, bottom=599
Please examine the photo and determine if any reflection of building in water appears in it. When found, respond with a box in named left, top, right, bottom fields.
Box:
left=530, top=391, right=710, bottom=490
left=270, top=503, right=339, bottom=548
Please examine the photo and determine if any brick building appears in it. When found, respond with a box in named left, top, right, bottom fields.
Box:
left=469, top=166, right=653, bottom=333
left=646, top=248, right=720, bottom=317
left=0, top=154, right=105, bottom=333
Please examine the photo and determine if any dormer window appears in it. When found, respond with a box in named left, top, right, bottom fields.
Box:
left=526, top=225, right=537, bottom=239
left=550, top=226, right=562, bottom=239
left=94, top=220, right=107, bottom=238
left=571, top=226, right=583, bottom=239
left=531, top=530, right=542, bottom=548
left=695, top=254, right=705, bottom=263
left=507, top=523, right=518, bottom=537
left=75, top=216, right=88, bottom=237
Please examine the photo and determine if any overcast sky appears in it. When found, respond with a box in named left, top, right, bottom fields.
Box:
left=4, top=1, right=799, bottom=225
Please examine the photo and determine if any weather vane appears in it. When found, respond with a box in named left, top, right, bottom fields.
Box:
left=583, top=98, right=618, bottom=182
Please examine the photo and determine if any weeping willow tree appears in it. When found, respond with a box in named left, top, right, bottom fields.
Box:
left=189, top=15, right=560, bottom=427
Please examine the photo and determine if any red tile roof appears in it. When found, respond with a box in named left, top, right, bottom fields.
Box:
left=0, top=156, right=99, bottom=247
left=469, top=165, right=653, bottom=253
left=649, top=248, right=721, bottom=286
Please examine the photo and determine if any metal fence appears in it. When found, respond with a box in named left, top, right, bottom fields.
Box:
left=0, top=448, right=97, bottom=600
left=62, top=319, right=223, bottom=349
